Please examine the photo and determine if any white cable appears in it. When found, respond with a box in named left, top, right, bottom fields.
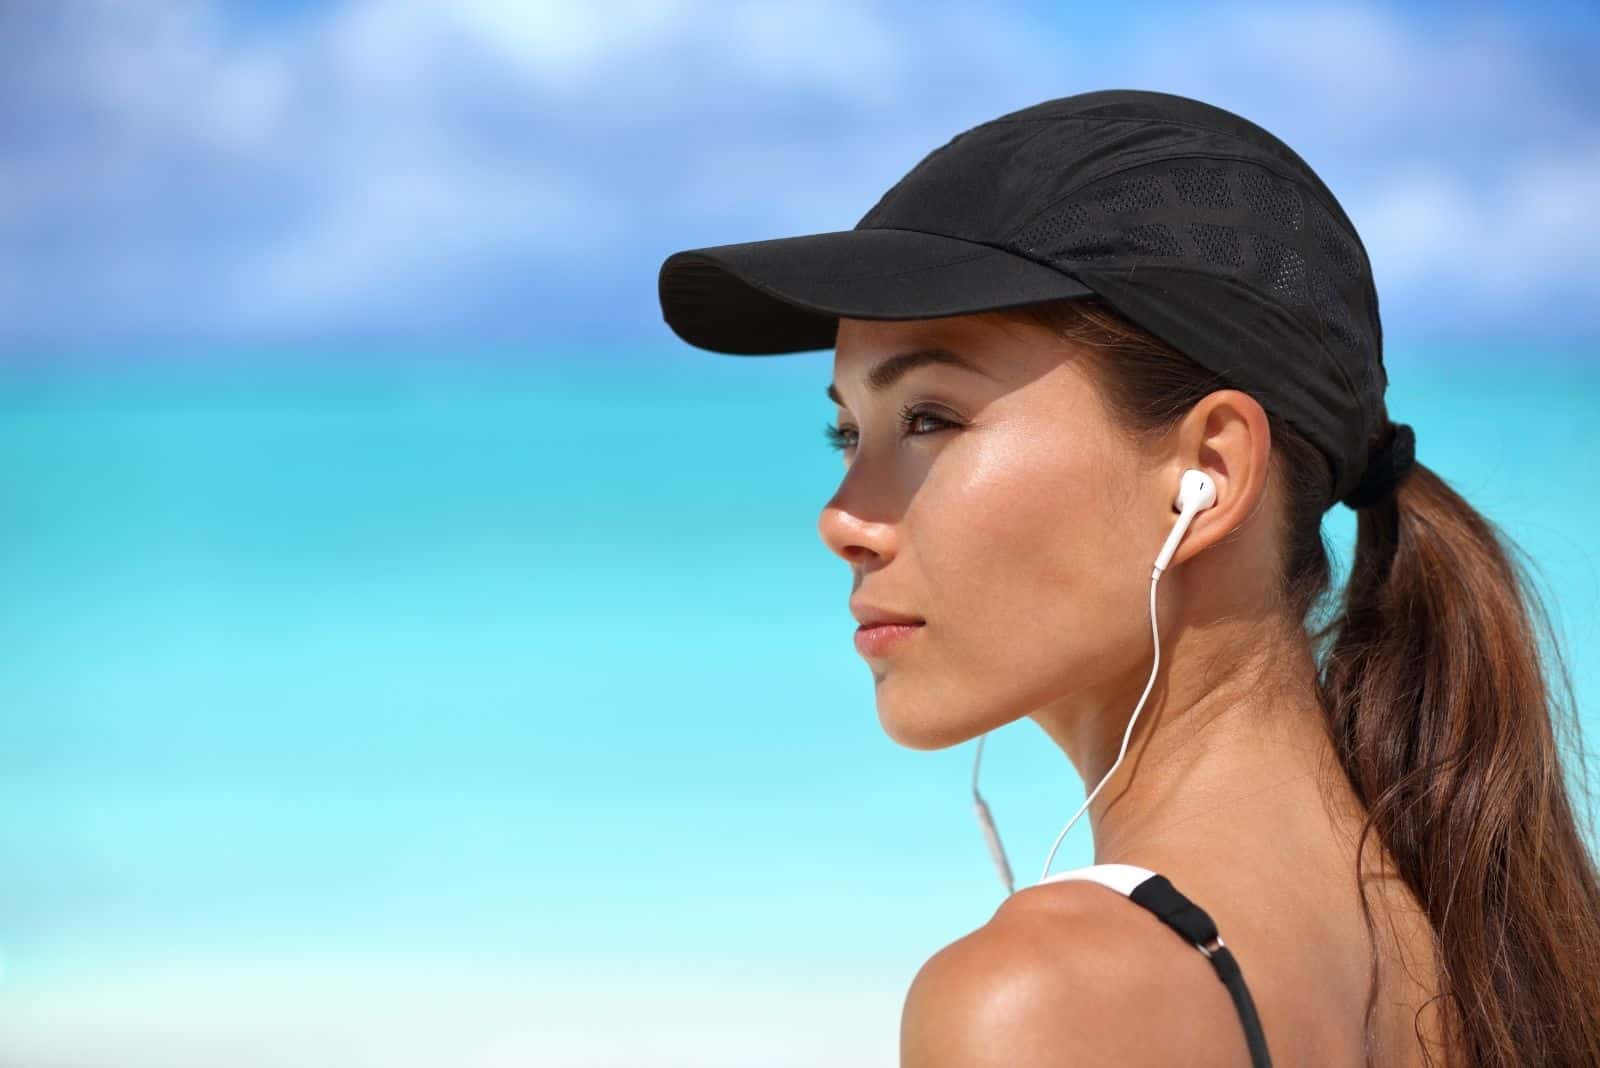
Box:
left=1037, top=566, right=1164, bottom=882
left=971, top=733, right=1014, bottom=894
left=972, top=470, right=1211, bottom=895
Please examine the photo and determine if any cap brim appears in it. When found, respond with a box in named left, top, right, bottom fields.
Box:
left=658, top=226, right=1096, bottom=355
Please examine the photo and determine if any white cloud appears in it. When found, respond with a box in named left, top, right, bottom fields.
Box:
left=0, top=0, right=1594, bottom=350
left=1321, top=141, right=1600, bottom=308
left=1362, top=166, right=1480, bottom=288
left=445, top=0, right=694, bottom=87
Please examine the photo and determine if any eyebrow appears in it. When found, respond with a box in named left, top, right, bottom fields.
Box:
left=825, top=347, right=993, bottom=407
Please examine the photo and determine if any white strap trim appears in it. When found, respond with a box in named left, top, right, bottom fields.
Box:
left=1034, top=862, right=1158, bottom=896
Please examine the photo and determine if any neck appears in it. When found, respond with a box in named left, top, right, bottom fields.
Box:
left=1029, top=612, right=1359, bottom=868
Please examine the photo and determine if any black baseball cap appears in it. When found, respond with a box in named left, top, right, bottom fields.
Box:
left=658, top=88, right=1408, bottom=510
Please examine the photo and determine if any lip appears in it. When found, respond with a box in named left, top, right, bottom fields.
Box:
left=848, top=600, right=925, bottom=628
left=854, top=621, right=924, bottom=659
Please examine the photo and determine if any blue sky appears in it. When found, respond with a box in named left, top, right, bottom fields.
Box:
left=2, top=0, right=1597, bottom=357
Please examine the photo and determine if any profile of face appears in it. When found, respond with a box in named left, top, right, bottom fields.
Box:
left=817, top=311, right=1242, bottom=755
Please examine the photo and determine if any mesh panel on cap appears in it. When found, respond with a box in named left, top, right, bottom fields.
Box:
left=1125, top=223, right=1183, bottom=257
left=1096, top=174, right=1166, bottom=214
left=1170, top=166, right=1232, bottom=209
left=1312, top=205, right=1363, bottom=283
left=1009, top=157, right=1376, bottom=370
left=1239, top=167, right=1304, bottom=231
left=1309, top=262, right=1361, bottom=354
left=1013, top=202, right=1090, bottom=250
left=1251, top=231, right=1308, bottom=305
left=1054, top=231, right=1119, bottom=261
left=1186, top=222, right=1243, bottom=267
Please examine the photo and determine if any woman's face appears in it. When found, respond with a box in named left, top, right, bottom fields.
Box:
left=817, top=311, right=1172, bottom=752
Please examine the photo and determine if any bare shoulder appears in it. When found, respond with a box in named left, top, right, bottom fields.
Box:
left=900, top=880, right=1251, bottom=1068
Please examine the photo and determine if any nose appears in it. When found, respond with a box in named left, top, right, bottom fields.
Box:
left=817, top=491, right=900, bottom=566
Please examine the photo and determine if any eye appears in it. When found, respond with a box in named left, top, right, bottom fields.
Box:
left=823, top=403, right=956, bottom=453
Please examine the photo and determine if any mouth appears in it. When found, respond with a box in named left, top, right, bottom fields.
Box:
left=853, top=620, right=925, bottom=659
left=848, top=600, right=925, bottom=629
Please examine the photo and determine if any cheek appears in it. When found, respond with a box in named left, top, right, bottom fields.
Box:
left=915, top=427, right=1138, bottom=659
left=872, top=422, right=1150, bottom=749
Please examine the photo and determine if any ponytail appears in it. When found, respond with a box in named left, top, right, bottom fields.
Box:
left=1315, top=458, right=1600, bottom=1066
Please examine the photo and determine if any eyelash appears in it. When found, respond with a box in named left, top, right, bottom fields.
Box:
left=823, top=403, right=956, bottom=453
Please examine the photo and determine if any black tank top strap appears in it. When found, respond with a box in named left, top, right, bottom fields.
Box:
left=1036, top=863, right=1273, bottom=1066
left=1126, top=872, right=1274, bottom=1067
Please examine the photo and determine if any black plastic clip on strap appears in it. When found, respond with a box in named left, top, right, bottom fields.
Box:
left=1128, top=874, right=1274, bottom=1067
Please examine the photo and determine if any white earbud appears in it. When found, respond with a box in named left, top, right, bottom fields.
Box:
left=1153, top=468, right=1217, bottom=575
left=973, top=468, right=1219, bottom=895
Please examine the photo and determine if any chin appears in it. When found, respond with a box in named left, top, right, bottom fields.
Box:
left=878, top=702, right=972, bottom=752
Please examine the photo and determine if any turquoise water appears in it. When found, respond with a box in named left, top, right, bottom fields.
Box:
left=1, top=346, right=1597, bottom=1066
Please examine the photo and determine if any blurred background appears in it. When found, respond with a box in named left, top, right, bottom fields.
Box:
left=2, top=2, right=1597, bottom=1065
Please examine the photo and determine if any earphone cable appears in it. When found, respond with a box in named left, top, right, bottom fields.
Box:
left=1037, top=568, right=1164, bottom=882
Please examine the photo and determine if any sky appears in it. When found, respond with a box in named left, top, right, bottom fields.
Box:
left=0, top=0, right=1597, bottom=358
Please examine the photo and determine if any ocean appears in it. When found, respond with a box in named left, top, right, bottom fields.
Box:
left=2, top=344, right=1596, bottom=1066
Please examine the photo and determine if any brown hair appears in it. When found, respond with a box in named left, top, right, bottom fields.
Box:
left=985, top=296, right=1600, bottom=1067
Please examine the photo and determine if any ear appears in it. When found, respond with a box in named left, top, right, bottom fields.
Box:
left=1160, top=389, right=1271, bottom=571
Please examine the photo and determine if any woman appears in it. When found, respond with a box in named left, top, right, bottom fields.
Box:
left=657, top=89, right=1600, bottom=1067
